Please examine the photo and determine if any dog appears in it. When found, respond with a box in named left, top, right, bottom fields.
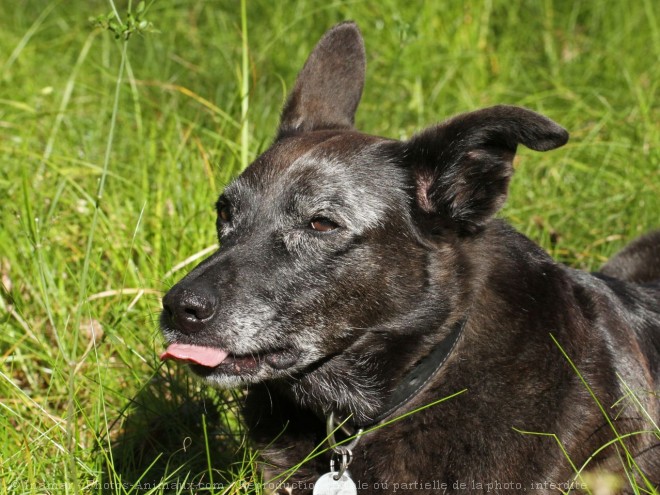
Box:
left=160, top=22, right=660, bottom=494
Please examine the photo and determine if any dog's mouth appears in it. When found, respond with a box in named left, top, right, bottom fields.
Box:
left=160, top=343, right=298, bottom=376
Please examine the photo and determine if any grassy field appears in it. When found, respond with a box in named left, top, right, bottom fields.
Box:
left=1, top=0, right=659, bottom=493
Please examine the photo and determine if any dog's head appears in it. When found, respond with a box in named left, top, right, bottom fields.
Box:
left=160, top=22, right=568, bottom=393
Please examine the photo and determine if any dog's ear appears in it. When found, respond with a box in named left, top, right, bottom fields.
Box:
left=404, top=105, right=568, bottom=231
left=277, top=22, right=366, bottom=139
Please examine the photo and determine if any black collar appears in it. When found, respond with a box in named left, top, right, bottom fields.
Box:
left=352, top=317, right=467, bottom=429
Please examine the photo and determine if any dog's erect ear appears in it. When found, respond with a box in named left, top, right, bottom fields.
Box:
left=404, top=105, right=568, bottom=231
left=277, top=22, right=366, bottom=139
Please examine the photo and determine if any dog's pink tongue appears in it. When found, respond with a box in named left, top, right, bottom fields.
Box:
left=160, top=343, right=229, bottom=367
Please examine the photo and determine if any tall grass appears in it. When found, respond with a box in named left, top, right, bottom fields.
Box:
left=0, top=1, right=658, bottom=493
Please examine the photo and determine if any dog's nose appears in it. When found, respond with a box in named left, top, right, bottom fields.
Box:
left=162, top=286, right=217, bottom=334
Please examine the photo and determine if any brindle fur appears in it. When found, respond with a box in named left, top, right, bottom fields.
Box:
left=161, top=22, right=660, bottom=494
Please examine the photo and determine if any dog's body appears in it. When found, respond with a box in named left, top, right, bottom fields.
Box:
left=160, top=23, right=660, bottom=494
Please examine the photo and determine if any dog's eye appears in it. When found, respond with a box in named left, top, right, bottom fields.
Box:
left=218, top=204, right=232, bottom=223
left=309, top=217, right=339, bottom=232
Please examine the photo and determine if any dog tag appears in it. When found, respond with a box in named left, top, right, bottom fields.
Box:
left=313, top=471, right=357, bottom=495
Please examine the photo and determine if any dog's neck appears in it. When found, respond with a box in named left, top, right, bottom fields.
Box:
left=282, top=221, right=559, bottom=426
left=354, top=315, right=467, bottom=427
left=284, top=312, right=469, bottom=426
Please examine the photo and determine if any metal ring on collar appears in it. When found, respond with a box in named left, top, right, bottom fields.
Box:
left=326, top=412, right=363, bottom=453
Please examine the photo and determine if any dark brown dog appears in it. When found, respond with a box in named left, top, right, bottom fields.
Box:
left=160, top=22, right=660, bottom=494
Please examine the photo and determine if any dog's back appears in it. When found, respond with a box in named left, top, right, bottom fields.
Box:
left=601, top=230, right=660, bottom=285
left=598, top=231, right=660, bottom=382
left=581, top=232, right=660, bottom=484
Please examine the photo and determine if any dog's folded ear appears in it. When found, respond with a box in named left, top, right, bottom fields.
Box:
left=277, top=22, right=366, bottom=139
left=403, top=105, right=569, bottom=232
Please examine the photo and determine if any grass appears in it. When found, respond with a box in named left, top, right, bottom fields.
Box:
left=0, top=0, right=658, bottom=493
